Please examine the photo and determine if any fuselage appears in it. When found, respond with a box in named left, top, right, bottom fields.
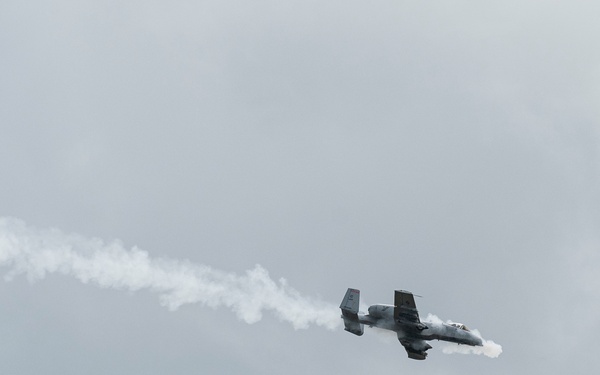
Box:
left=359, top=304, right=483, bottom=347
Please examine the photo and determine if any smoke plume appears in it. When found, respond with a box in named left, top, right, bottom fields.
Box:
left=424, top=314, right=503, bottom=358
left=0, top=217, right=340, bottom=330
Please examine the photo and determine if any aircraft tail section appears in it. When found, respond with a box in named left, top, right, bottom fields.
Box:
left=340, top=288, right=364, bottom=336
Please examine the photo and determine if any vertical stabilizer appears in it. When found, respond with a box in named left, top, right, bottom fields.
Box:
left=340, top=288, right=360, bottom=316
left=340, top=288, right=364, bottom=336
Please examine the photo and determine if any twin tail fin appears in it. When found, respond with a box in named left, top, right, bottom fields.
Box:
left=339, top=288, right=364, bottom=336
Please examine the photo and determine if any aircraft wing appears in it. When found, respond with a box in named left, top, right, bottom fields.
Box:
left=394, top=290, right=420, bottom=323
left=398, top=338, right=432, bottom=360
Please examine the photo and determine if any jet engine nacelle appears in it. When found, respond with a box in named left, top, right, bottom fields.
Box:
left=368, top=304, right=394, bottom=319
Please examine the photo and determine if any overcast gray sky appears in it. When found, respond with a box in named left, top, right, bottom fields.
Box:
left=1, top=1, right=599, bottom=374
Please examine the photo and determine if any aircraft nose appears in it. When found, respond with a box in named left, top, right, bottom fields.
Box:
left=472, top=335, right=483, bottom=346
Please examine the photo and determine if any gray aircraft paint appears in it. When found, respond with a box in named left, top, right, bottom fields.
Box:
left=340, top=288, right=482, bottom=360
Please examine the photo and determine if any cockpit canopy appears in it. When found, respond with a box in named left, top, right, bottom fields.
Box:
left=448, top=322, right=470, bottom=331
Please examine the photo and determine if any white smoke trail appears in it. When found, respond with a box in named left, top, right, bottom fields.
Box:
left=424, top=314, right=503, bottom=358
left=0, top=217, right=340, bottom=330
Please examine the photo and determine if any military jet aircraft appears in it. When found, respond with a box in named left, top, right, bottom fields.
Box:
left=340, top=288, right=483, bottom=360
